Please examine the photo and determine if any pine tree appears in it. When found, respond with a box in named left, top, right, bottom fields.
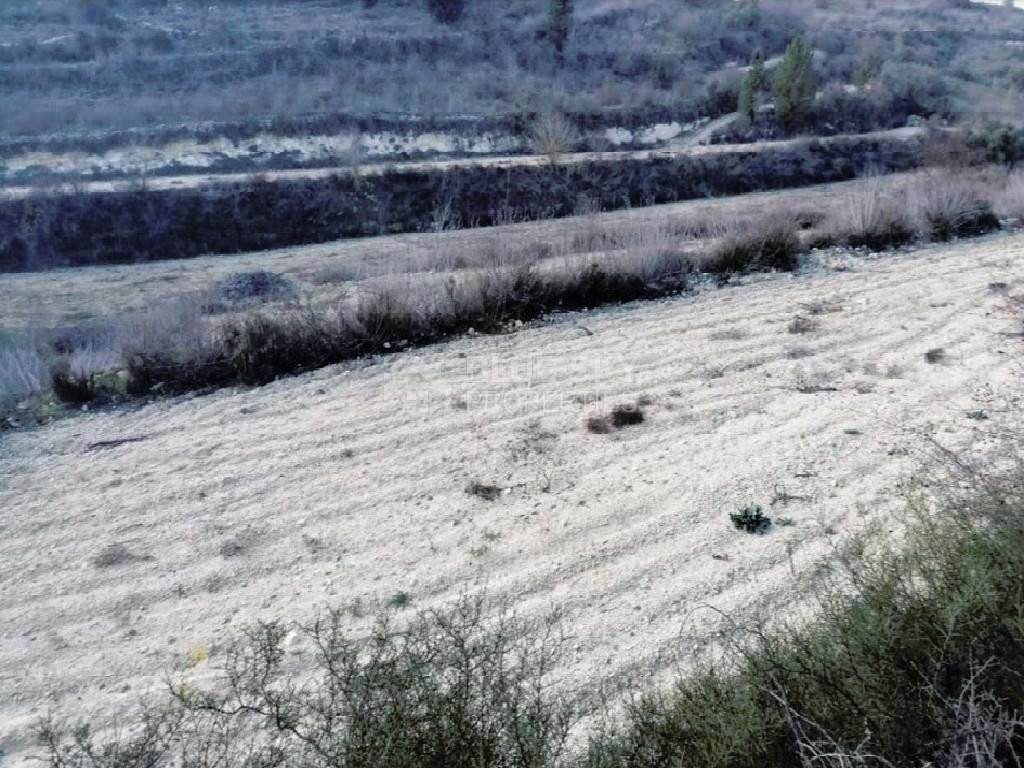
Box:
left=737, top=76, right=755, bottom=127
left=547, top=0, right=573, bottom=58
left=772, top=36, right=817, bottom=130
left=749, top=47, right=766, bottom=93
left=426, top=0, right=464, bottom=24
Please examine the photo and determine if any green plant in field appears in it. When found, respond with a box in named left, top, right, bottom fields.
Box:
left=731, top=504, right=772, bottom=533
left=773, top=36, right=817, bottom=129
left=388, top=591, right=411, bottom=609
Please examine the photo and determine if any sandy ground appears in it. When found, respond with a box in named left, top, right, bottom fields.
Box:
left=0, top=127, right=921, bottom=201
left=1, top=231, right=1023, bottom=763
left=0, top=173, right=918, bottom=331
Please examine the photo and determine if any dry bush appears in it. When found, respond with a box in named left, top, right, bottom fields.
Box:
left=823, top=177, right=916, bottom=251
left=41, top=595, right=577, bottom=768
left=587, top=403, right=645, bottom=433
left=0, top=334, right=49, bottom=405
left=995, top=170, right=1024, bottom=225
left=704, top=215, right=802, bottom=275
left=819, top=172, right=1000, bottom=252
left=42, top=459, right=1024, bottom=768
left=529, top=112, right=579, bottom=167
left=905, top=172, right=1001, bottom=242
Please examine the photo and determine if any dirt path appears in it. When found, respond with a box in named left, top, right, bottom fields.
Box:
left=2, top=232, right=1022, bottom=763
left=0, top=127, right=922, bottom=201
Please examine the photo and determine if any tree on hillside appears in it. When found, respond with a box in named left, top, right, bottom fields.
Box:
left=547, top=0, right=573, bottom=59
left=772, top=36, right=817, bottom=130
left=737, top=76, right=755, bottom=127
left=749, top=47, right=766, bottom=92
left=426, top=0, right=464, bottom=24
left=737, top=47, right=766, bottom=126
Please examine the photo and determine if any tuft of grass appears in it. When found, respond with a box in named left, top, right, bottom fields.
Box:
left=924, top=347, right=947, bottom=364
left=387, top=591, right=412, bottom=609
left=466, top=482, right=503, bottom=502
left=787, top=316, right=819, bottom=335
left=212, top=270, right=296, bottom=308
left=588, top=403, right=646, bottom=434
left=730, top=504, right=772, bottom=534
left=92, top=542, right=152, bottom=569
left=609, top=404, right=645, bottom=428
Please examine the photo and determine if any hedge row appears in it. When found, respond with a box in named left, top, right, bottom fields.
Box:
left=0, top=135, right=923, bottom=273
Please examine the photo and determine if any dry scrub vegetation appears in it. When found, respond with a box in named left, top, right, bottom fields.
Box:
left=1, top=168, right=1019, bottom=420
left=38, top=456, right=1024, bottom=768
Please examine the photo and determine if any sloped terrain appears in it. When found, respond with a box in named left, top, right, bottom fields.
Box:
left=1, top=232, right=1023, bottom=763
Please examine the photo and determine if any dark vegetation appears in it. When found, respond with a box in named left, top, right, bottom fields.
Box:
left=706, top=214, right=802, bottom=275
left=730, top=504, right=772, bottom=533
left=93, top=256, right=695, bottom=399
left=33, top=166, right=1011, bottom=405
left=0, top=134, right=923, bottom=272
left=586, top=403, right=646, bottom=434
left=41, top=468, right=1024, bottom=768
left=467, top=481, right=503, bottom=501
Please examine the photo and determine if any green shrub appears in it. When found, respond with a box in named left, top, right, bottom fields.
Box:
left=40, top=596, right=577, bottom=768
left=38, top=475, right=1024, bottom=768
left=587, top=478, right=1024, bottom=767
left=773, top=37, right=817, bottom=129
left=730, top=504, right=772, bottom=533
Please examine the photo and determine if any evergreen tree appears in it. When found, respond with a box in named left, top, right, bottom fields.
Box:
left=737, top=76, right=755, bottom=127
left=737, top=47, right=766, bottom=126
left=426, top=0, right=464, bottom=24
left=547, top=0, right=573, bottom=58
left=772, top=36, right=817, bottom=130
left=749, top=47, right=766, bottom=93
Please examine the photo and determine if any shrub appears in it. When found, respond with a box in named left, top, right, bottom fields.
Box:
left=0, top=334, right=49, bottom=405
left=529, top=112, right=579, bottom=167
left=426, top=0, right=464, bottom=23
left=995, top=170, right=1024, bottom=225
left=586, top=474, right=1024, bottom=767
left=609, top=404, right=644, bottom=428
left=37, top=465, right=1024, bottom=768
left=588, top=404, right=645, bottom=434
left=467, top=481, right=503, bottom=501
left=49, top=363, right=94, bottom=405
left=773, top=37, right=817, bottom=130
left=907, top=177, right=1001, bottom=241
left=825, top=180, right=917, bottom=251
left=730, top=504, right=772, bottom=533
left=213, top=270, right=296, bottom=307
left=546, top=0, right=573, bottom=57
left=706, top=217, right=802, bottom=275
left=40, top=596, right=577, bottom=768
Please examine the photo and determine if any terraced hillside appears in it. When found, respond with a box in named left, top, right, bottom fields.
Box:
left=2, top=231, right=1022, bottom=763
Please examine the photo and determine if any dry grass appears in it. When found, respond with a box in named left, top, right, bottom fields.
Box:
left=12, top=168, right=1016, bottom=408
left=817, top=171, right=1001, bottom=251
left=995, top=170, right=1024, bottom=225
left=0, top=333, right=48, bottom=406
